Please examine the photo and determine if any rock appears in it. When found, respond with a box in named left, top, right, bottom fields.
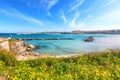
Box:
left=27, top=52, right=32, bottom=55
left=84, top=36, right=94, bottom=42
left=34, top=53, right=40, bottom=56
left=24, top=52, right=29, bottom=55
left=26, top=44, right=35, bottom=51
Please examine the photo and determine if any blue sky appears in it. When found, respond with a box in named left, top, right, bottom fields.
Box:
left=0, top=0, right=120, bottom=32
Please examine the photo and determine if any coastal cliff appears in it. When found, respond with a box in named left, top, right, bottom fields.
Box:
left=9, top=40, right=26, bottom=54
left=0, top=38, right=10, bottom=51
left=0, top=38, right=41, bottom=61
left=0, top=41, right=9, bottom=51
left=0, top=38, right=27, bottom=54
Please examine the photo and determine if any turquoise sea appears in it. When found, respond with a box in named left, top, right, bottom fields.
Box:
left=0, top=33, right=120, bottom=55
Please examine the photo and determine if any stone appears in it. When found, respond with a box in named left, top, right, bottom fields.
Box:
left=26, top=44, right=35, bottom=51
left=34, top=53, right=40, bottom=56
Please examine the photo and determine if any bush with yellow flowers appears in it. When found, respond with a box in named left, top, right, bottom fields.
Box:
left=0, top=60, right=5, bottom=72
left=0, top=50, right=120, bottom=80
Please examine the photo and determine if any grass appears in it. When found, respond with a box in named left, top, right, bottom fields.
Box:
left=9, top=39, right=21, bottom=46
left=0, top=50, right=120, bottom=80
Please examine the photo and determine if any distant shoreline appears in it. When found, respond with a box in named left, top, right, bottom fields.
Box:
left=0, top=29, right=120, bottom=34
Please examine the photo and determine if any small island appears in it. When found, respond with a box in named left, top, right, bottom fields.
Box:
left=84, top=36, right=94, bottom=42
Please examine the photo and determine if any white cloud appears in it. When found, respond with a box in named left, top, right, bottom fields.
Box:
left=88, top=25, right=120, bottom=30
left=70, top=11, right=80, bottom=27
left=22, top=0, right=41, bottom=8
left=23, top=0, right=58, bottom=10
left=85, top=0, right=120, bottom=13
left=67, top=0, right=85, bottom=13
left=0, top=8, right=43, bottom=26
left=0, top=9, right=11, bottom=16
left=83, top=15, right=92, bottom=21
left=22, top=0, right=59, bottom=17
left=47, top=0, right=58, bottom=10
left=98, top=0, right=119, bottom=9
left=47, top=12, right=53, bottom=17
left=85, top=0, right=101, bottom=13
left=61, top=11, right=67, bottom=24
left=69, top=11, right=84, bottom=28
left=103, top=11, right=120, bottom=20
left=92, top=10, right=120, bottom=22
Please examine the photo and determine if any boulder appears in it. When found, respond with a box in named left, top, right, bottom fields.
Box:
left=84, top=36, right=94, bottom=42
left=34, top=53, right=40, bottom=56
left=26, top=44, right=35, bottom=51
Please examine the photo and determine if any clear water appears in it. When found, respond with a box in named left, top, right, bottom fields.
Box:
left=0, top=33, right=120, bottom=55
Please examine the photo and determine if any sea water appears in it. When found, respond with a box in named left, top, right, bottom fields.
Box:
left=0, top=33, right=120, bottom=55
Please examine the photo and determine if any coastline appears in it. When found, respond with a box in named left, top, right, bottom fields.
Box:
left=15, top=51, right=80, bottom=61
left=1, top=36, right=120, bottom=61
left=15, top=49, right=120, bottom=61
left=1, top=34, right=120, bottom=55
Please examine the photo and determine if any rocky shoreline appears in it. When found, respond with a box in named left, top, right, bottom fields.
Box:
left=16, top=51, right=81, bottom=61
left=16, top=49, right=120, bottom=61
left=1, top=37, right=120, bottom=61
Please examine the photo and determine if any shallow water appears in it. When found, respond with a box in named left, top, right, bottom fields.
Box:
left=0, top=33, right=120, bottom=55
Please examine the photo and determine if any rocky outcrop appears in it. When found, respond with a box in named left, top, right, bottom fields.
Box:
left=0, top=38, right=41, bottom=61
left=84, top=36, right=94, bottom=42
left=9, top=41, right=26, bottom=54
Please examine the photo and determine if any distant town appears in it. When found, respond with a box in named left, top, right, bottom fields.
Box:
left=15, top=29, right=120, bottom=34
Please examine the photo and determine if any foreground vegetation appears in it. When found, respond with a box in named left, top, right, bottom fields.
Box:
left=0, top=50, right=120, bottom=80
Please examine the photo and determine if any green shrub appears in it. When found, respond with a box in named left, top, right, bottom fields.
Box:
left=0, top=50, right=17, bottom=66
left=0, top=60, right=5, bottom=72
